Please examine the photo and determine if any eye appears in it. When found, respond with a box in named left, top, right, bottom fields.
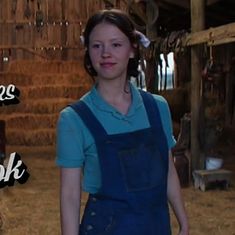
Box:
left=91, top=43, right=101, bottom=49
left=113, top=43, right=122, bottom=48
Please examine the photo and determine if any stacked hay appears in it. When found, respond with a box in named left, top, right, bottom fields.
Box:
left=0, top=60, right=92, bottom=156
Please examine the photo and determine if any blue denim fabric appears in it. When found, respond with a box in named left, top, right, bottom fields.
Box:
left=70, top=90, right=171, bottom=235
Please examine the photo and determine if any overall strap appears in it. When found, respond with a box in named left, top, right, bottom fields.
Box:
left=139, top=90, right=163, bottom=130
left=139, top=90, right=169, bottom=150
left=69, top=100, right=108, bottom=140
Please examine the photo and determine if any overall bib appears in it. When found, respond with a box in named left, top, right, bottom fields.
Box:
left=70, top=90, right=171, bottom=235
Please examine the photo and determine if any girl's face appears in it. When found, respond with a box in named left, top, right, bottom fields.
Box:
left=88, top=22, right=135, bottom=81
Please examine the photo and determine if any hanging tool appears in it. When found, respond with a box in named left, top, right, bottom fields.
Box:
left=12, top=0, right=17, bottom=15
left=24, top=0, right=31, bottom=19
left=36, top=0, right=44, bottom=31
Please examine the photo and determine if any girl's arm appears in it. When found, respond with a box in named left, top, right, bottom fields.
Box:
left=167, top=151, right=189, bottom=235
left=60, top=167, right=82, bottom=235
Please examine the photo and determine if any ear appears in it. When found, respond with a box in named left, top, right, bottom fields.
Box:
left=129, top=51, right=135, bottom=58
left=129, top=43, right=137, bottom=58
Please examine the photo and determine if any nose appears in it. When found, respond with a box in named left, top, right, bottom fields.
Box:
left=101, top=45, right=111, bottom=58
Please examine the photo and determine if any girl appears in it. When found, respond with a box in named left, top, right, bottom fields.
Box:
left=56, top=9, right=189, bottom=235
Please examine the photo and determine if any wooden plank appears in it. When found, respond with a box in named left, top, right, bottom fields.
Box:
left=149, top=23, right=235, bottom=54
left=14, top=0, right=24, bottom=59
left=160, top=0, right=220, bottom=9
left=0, top=1, right=3, bottom=46
left=185, top=22, right=235, bottom=46
left=0, top=0, right=125, bottom=60
left=0, top=45, right=79, bottom=49
left=61, top=0, right=67, bottom=59
left=194, top=169, right=233, bottom=175
left=68, top=0, right=84, bottom=59
left=208, top=37, right=235, bottom=46
left=2, top=0, right=10, bottom=45
left=161, top=0, right=190, bottom=9
left=0, top=20, right=86, bottom=24
left=146, top=1, right=158, bottom=93
left=206, top=0, right=221, bottom=6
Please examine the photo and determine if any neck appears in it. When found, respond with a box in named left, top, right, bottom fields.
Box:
left=96, top=80, right=132, bottom=115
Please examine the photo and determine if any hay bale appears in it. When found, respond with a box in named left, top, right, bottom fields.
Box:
left=31, top=74, right=65, bottom=86
left=24, top=99, right=74, bottom=114
left=8, top=60, right=86, bottom=75
left=27, top=85, right=89, bottom=99
left=6, top=129, right=56, bottom=146
left=6, top=114, right=59, bottom=129
left=1, top=60, right=93, bottom=149
left=0, top=103, right=22, bottom=115
left=0, top=73, right=33, bottom=86
left=0, top=98, right=75, bottom=115
left=30, top=73, right=92, bottom=86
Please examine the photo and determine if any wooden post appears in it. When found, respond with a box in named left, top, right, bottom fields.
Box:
left=146, top=1, right=158, bottom=93
left=61, top=0, right=68, bottom=60
left=190, top=0, right=205, bottom=170
left=224, top=45, right=232, bottom=126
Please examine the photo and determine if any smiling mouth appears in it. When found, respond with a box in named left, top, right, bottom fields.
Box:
left=100, top=62, right=116, bottom=68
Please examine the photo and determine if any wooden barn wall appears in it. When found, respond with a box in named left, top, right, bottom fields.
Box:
left=0, top=0, right=127, bottom=63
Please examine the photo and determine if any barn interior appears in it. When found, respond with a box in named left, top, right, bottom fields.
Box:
left=0, top=0, right=235, bottom=234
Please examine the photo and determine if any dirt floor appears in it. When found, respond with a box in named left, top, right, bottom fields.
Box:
left=0, top=130, right=235, bottom=235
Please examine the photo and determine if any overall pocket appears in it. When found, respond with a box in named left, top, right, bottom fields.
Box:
left=118, top=143, right=167, bottom=192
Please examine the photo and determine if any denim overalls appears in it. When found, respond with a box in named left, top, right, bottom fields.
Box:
left=70, top=90, right=171, bottom=235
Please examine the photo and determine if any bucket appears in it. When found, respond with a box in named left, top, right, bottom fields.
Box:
left=206, top=157, right=223, bottom=170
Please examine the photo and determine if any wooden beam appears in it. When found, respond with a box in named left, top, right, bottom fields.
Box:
left=0, top=20, right=86, bottom=24
left=146, top=0, right=158, bottom=92
left=184, top=22, right=235, bottom=46
left=160, top=0, right=219, bottom=9
left=153, top=22, right=235, bottom=53
left=208, top=36, right=235, bottom=46
left=61, top=0, right=67, bottom=60
left=0, top=45, right=80, bottom=49
left=161, top=0, right=190, bottom=9
left=190, top=0, right=205, bottom=171
left=206, top=0, right=221, bottom=6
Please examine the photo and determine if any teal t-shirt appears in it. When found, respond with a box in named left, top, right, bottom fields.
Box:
left=56, top=83, right=176, bottom=193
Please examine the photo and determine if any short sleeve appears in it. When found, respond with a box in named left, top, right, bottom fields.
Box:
left=56, top=107, right=85, bottom=168
left=152, top=94, right=176, bottom=149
